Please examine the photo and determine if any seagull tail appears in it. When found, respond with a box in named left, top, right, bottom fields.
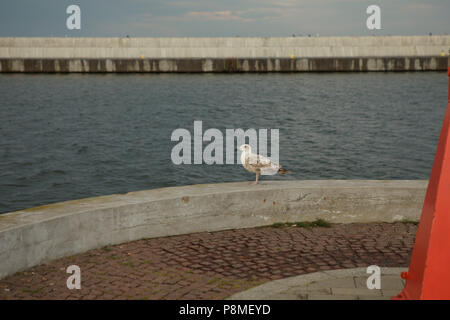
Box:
left=278, top=168, right=289, bottom=174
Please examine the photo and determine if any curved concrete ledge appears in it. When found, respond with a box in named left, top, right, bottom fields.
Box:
left=227, top=267, right=407, bottom=300
left=0, top=180, right=426, bottom=279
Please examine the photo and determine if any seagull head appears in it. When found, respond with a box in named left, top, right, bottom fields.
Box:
left=239, top=144, right=251, bottom=153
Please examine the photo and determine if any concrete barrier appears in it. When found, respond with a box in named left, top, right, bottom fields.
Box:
left=1, top=36, right=449, bottom=72
left=0, top=57, right=447, bottom=73
left=1, top=36, right=450, bottom=59
left=0, top=180, right=426, bottom=279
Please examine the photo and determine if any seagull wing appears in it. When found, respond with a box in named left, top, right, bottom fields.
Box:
left=247, top=153, right=272, bottom=168
left=247, top=152, right=281, bottom=175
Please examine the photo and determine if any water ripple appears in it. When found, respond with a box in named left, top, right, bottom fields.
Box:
left=0, top=72, right=447, bottom=213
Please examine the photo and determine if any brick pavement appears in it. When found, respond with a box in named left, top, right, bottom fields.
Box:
left=0, top=222, right=417, bottom=300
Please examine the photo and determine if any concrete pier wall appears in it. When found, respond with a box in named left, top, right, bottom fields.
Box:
left=1, top=36, right=450, bottom=58
left=0, top=56, right=447, bottom=72
left=0, top=180, right=427, bottom=279
left=0, top=36, right=449, bottom=72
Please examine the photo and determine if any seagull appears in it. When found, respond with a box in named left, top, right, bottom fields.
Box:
left=239, top=144, right=289, bottom=185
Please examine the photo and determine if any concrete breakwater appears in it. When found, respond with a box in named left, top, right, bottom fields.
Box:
left=0, top=36, right=449, bottom=72
left=0, top=56, right=447, bottom=73
left=0, top=180, right=427, bottom=279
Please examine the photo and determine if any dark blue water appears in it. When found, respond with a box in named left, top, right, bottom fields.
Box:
left=0, top=73, right=447, bottom=214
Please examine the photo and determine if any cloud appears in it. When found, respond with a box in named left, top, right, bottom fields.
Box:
left=406, top=3, right=438, bottom=12
left=168, top=1, right=207, bottom=7
left=3, top=0, right=447, bottom=37
left=146, top=7, right=289, bottom=24
left=186, top=10, right=253, bottom=22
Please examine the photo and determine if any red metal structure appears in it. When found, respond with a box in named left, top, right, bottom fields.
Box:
left=394, top=57, right=450, bottom=300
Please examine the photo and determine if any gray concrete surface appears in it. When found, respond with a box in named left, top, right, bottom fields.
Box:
left=0, top=180, right=426, bottom=280
left=1, top=36, right=449, bottom=59
left=228, top=267, right=407, bottom=300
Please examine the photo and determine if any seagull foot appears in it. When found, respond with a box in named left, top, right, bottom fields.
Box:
left=249, top=181, right=258, bottom=185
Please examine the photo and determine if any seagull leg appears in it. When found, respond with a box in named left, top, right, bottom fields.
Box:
left=249, top=172, right=260, bottom=185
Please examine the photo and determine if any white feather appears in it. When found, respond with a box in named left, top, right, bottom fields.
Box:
left=240, top=144, right=281, bottom=176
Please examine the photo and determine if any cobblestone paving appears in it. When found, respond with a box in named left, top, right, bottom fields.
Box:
left=0, top=222, right=417, bottom=300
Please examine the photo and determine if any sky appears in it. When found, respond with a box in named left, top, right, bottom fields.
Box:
left=0, top=0, right=449, bottom=37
